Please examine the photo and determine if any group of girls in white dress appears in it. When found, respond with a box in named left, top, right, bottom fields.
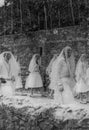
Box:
left=46, top=46, right=89, bottom=104
left=0, top=46, right=89, bottom=105
left=0, top=52, right=43, bottom=97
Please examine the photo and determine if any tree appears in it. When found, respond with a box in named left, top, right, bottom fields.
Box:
left=0, top=0, right=88, bottom=34
left=69, top=0, right=75, bottom=25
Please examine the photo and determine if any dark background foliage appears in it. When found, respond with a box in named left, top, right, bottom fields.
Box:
left=0, top=0, right=89, bottom=34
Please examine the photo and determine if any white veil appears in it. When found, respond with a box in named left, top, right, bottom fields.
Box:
left=46, top=54, right=58, bottom=76
left=28, top=54, right=39, bottom=72
left=56, top=46, right=75, bottom=79
left=0, top=51, right=20, bottom=78
left=75, top=54, right=87, bottom=81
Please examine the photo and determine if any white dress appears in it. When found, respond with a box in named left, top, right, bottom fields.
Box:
left=0, top=60, right=14, bottom=97
left=74, top=62, right=89, bottom=93
left=86, top=67, right=89, bottom=88
left=74, top=78, right=88, bottom=93
left=25, top=65, right=43, bottom=89
left=57, top=58, right=75, bottom=104
left=48, top=59, right=58, bottom=90
left=15, top=63, right=23, bottom=89
left=15, top=75, right=23, bottom=89
left=49, top=57, right=75, bottom=104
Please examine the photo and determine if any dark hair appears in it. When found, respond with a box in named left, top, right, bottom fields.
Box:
left=4, top=53, right=11, bottom=60
left=3, top=53, right=7, bottom=58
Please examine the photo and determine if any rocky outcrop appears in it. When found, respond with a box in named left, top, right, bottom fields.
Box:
left=0, top=95, right=89, bottom=130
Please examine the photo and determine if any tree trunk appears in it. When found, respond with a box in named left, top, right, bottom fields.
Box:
left=11, top=2, right=13, bottom=34
left=69, top=0, right=75, bottom=25
left=49, top=3, right=52, bottom=29
left=38, top=13, right=40, bottom=29
left=20, top=0, right=22, bottom=33
left=28, top=9, right=31, bottom=26
left=3, top=1, right=6, bottom=39
left=44, top=5, right=47, bottom=30
left=77, top=0, right=81, bottom=25
left=50, top=14, right=52, bottom=29
left=58, top=9, right=60, bottom=27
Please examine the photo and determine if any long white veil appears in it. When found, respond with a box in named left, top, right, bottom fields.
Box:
left=75, top=54, right=87, bottom=81
left=0, top=51, right=21, bottom=96
left=56, top=46, right=75, bottom=79
left=28, top=54, right=39, bottom=72
left=46, top=54, right=58, bottom=76
left=0, top=51, right=20, bottom=78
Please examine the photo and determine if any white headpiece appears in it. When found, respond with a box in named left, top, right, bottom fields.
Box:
left=75, top=54, right=87, bottom=81
left=28, top=54, right=39, bottom=72
left=46, top=54, right=58, bottom=75
left=56, top=46, right=75, bottom=78
left=0, top=51, right=20, bottom=77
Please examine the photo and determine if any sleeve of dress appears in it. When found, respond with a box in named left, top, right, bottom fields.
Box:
left=0, top=64, right=3, bottom=78
left=58, top=60, right=65, bottom=80
left=46, top=64, right=51, bottom=75
left=34, top=64, right=39, bottom=72
left=0, top=65, right=6, bottom=83
left=75, top=62, right=82, bottom=81
left=57, top=60, right=65, bottom=91
left=84, top=67, right=89, bottom=82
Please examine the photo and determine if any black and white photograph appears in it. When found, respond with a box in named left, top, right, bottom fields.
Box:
left=0, top=0, right=89, bottom=129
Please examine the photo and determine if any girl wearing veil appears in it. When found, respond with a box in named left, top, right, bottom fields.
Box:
left=74, top=54, right=89, bottom=94
left=25, top=54, right=43, bottom=95
left=49, top=46, right=76, bottom=104
left=7, top=52, right=23, bottom=90
left=46, top=53, right=58, bottom=97
left=12, top=50, right=23, bottom=89
left=0, top=51, right=22, bottom=97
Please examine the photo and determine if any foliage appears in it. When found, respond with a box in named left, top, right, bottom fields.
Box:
left=0, top=0, right=89, bottom=34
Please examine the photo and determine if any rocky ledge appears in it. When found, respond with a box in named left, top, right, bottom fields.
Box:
left=0, top=93, right=89, bottom=130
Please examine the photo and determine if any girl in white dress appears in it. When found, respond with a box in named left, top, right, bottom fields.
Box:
left=49, top=46, right=76, bottom=104
left=74, top=54, right=89, bottom=94
left=0, top=51, right=22, bottom=97
left=0, top=52, right=14, bottom=97
left=25, top=54, right=43, bottom=95
left=46, top=53, right=58, bottom=97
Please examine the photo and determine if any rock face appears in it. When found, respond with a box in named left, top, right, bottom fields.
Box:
left=0, top=95, right=89, bottom=130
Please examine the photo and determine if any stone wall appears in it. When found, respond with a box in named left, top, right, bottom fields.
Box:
left=0, top=26, right=88, bottom=87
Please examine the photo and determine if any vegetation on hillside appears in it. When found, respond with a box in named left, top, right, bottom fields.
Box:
left=0, top=0, right=89, bottom=34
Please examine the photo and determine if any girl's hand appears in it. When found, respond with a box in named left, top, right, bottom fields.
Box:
left=58, top=83, right=64, bottom=92
left=59, top=86, right=64, bottom=92
left=11, top=76, right=15, bottom=82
